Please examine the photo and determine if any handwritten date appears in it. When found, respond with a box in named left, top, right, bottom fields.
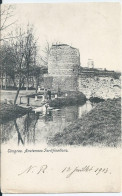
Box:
left=62, top=166, right=110, bottom=178
left=18, top=164, right=111, bottom=178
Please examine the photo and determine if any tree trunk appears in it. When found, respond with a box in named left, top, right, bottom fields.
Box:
left=14, top=77, right=24, bottom=105
left=26, top=76, right=29, bottom=90
left=1, top=72, right=3, bottom=89
left=13, top=81, right=16, bottom=88
left=21, top=78, right=25, bottom=88
left=26, top=61, right=29, bottom=90
left=35, top=75, right=39, bottom=93
left=5, top=72, right=7, bottom=90
left=12, top=77, right=16, bottom=88
left=14, top=120, right=24, bottom=145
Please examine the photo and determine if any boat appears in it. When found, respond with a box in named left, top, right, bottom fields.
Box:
left=33, top=104, right=53, bottom=113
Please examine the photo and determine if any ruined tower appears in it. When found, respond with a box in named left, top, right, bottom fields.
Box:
left=44, top=44, right=80, bottom=92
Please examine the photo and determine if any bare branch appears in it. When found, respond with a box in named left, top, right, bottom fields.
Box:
left=0, top=5, right=16, bottom=40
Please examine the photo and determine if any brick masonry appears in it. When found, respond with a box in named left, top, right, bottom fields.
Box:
left=44, top=44, right=80, bottom=91
left=78, top=74, right=121, bottom=99
left=44, top=44, right=121, bottom=99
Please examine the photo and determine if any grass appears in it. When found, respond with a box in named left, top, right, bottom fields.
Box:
left=0, top=103, right=31, bottom=123
left=49, top=91, right=86, bottom=107
left=48, top=98, right=121, bottom=147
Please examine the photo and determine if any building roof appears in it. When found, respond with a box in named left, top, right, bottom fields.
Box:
left=52, top=44, right=78, bottom=51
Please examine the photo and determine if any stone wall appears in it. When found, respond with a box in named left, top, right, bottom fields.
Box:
left=45, top=44, right=80, bottom=92
left=52, top=76, right=78, bottom=92
left=48, top=44, right=80, bottom=76
left=44, top=75, right=78, bottom=92
left=43, top=75, right=53, bottom=89
left=78, top=74, right=121, bottom=99
left=44, top=43, right=121, bottom=98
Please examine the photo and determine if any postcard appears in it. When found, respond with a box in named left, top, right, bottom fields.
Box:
left=0, top=2, right=121, bottom=193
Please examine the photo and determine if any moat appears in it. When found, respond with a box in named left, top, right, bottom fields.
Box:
left=1, top=101, right=95, bottom=146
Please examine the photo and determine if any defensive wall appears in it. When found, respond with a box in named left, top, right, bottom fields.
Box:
left=44, top=44, right=121, bottom=99
left=44, top=44, right=80, bottom=92
left=78, top=68, right=121, bottom=99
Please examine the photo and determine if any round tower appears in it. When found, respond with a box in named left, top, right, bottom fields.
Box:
left=47, top=44, right=80, bottom=92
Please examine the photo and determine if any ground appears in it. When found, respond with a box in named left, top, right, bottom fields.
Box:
left=49, top=98, right=121, bottom=147
left=0, top=103, right=31, bottom=123
left=1, top=90, right=35, bottom=104
left=1, top=90, right=86, bottom=107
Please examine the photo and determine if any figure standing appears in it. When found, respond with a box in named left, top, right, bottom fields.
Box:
left=47, top=88, right=51, bottom=100
left=44, top=89, right=48, bottom=100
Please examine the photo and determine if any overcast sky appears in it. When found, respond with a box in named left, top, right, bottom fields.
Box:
left=3, top=2, right=121, bottom=71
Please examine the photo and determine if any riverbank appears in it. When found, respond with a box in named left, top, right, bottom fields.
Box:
left=49, top=98, right=121, bottom=147
left=1, top=90, right=86, bottom=107
left=0, top=103, right=31, bottom=123
left=48, top=91, right=86, bottom=107
left=0, top=91, right=86, bottom=123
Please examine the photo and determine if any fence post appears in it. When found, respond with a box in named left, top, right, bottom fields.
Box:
left=27, top=97, right=30, bottom=106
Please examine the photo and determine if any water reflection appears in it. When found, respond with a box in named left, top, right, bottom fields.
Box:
left=1, top=101, right=95, bottom=146
left=78, top=101, right=94, bottom=118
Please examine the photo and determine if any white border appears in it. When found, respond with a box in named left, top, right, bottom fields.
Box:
left=2, top=0, right=122, bottom=195
left=2, top=0, right=122, bottom=4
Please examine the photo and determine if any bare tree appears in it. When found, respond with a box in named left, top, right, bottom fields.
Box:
left=40, top=41, right=51, bottom=66
left=39, top=41, right=62, bottom=66
left=0, top=5, right=17, bottom=91
left=24, top=24, right=38, bottom=90
left=0, top=43, right=16, bottom=89
left=14, top=26, right=38, bottom=104
left=1, top=25, right=38, bottom=104
left=0, top=5, right=16, bottom=41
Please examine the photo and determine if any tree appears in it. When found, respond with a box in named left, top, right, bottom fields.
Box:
left=0, top=5, right=17, bottom=90
left=14, top=25, right=39, bottom=104
left=1, top=25, right=39, bottom=104
left=40, top=41, right=62, bottom=66
left=24, top=25, right=38, bottom=90
left=40, top=41, right=51, bottom=66
left=0, top=4, right=16, bottom=41
left=0, top=44, right=16, bottom=89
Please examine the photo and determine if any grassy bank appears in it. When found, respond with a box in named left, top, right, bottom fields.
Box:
left=0, top=104, right=32, bottom=123
left=49, top=98, right=121, bottom=147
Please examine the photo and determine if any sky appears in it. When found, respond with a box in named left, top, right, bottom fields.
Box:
left=2, top=2, right=122, bottom=71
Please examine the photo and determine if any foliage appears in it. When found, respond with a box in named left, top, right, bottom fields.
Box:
left=0, top=5, right=16, bottom=41
left=1, top=25, right=39, bottom=82
left=49, top=98, right=121, bottom=147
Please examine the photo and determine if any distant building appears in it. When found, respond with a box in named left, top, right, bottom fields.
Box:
left=87, top=59, right=94, bottom=68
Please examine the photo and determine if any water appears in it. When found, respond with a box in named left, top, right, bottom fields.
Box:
left=1, top=101, right=95, bottom=146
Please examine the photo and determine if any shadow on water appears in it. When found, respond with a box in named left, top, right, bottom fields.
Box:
left=1, top=101, right=95, bottom=146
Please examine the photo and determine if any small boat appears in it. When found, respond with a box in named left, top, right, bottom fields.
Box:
left=33, top=104, right=47, bottom=113
left=47, top=107, right=53, bottom=110
left=53, top=108, right=61, bottom=111
left=33, top=104, right=53, bottom=113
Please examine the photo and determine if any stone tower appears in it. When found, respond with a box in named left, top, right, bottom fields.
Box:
left=44, top=44, right=80, bottom=92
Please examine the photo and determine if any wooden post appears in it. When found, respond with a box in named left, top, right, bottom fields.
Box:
left=55, top=94, right=58, bottom=98
left=35, top=95, right=38, bottom=101
left=27, top=97, right=30, bottom=106
left=20, top=96, right=22, bottom=104
left=42, top=95, right=44, bottom=102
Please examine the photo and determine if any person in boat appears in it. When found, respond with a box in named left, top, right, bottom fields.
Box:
left=45, top=103, right=49, bottom=113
